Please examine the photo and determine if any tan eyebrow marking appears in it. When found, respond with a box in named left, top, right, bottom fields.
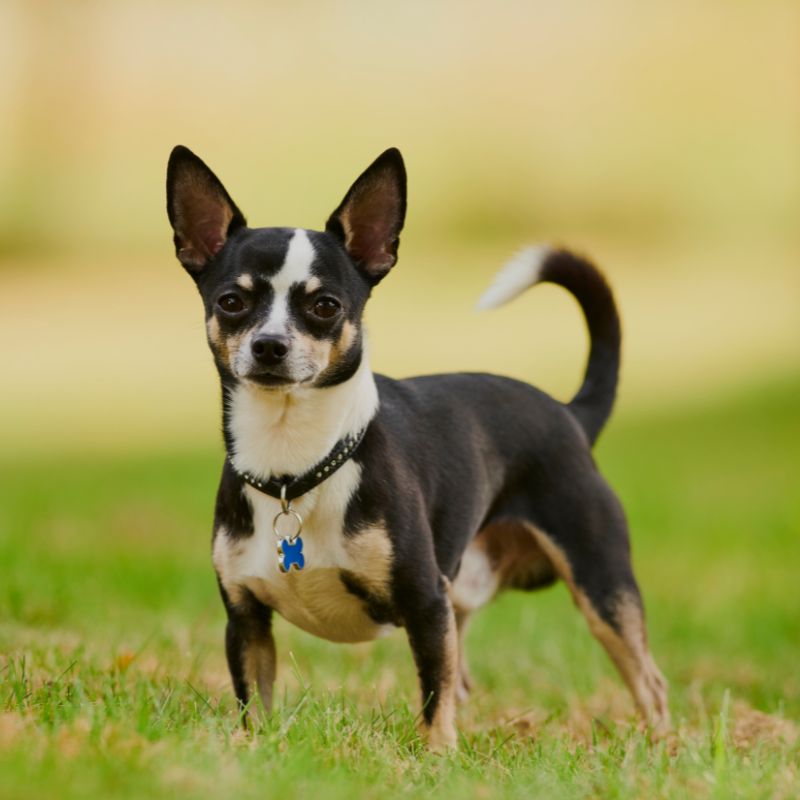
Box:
left=236, top=274, right=254, bottom=290
left=305, top=277, right=321, bottom=293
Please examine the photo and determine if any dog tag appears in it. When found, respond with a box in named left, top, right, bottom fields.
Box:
left=278, top=536, right=305, bottom=572
left=273, top=487, right=305, bottom=573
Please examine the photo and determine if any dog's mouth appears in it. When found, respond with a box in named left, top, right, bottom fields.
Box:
left=245, top=368, right=318, bottom=390
left=247, top=372, right=296, bottom=389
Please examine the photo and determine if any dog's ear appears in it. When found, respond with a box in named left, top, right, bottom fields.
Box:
left=166, top=146, right=246, bottom=273
left=325, top=148, right=406, bottom=285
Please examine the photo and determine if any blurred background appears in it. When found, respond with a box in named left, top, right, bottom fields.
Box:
left=1, top=0, right=797, bottom=455
left=1, top=5, right=799, bottom=792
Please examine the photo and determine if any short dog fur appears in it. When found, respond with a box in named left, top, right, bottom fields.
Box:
left=166, top=146, right=669, bottom=750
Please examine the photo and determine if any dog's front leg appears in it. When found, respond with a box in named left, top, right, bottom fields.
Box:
left=401, top=578, right=460, bottom=752
left=220, top=585, right=277, bottom=727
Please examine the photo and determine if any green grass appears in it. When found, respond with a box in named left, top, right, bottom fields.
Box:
left=1, top=375, right=799, bottom=799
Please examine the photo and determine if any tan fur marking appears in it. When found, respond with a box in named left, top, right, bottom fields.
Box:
left=236, top=273, right=254, bottom=290
left=343, top=525, right=393, bottom=596
left=478, top=520, right=556, bottom=590
left=306, top=320, right=360, bottom=386
left=206, top=316, right=222, bottom=348
left=521, top=522, right=670, bottom=733
left=613, top=593, right=671, bottom=733
left=323, top=320, right=358, bottom=376
left=243, top=636, right=277, bottom=717
left=424, top=601, right=459, bottom=752
left=283, top=331, right=333, bottom=383
left=207, top=314, right=251, bottom=372
left=305, top=276, right=321, bottom=293
left=243, top=567, right=388, bottom=643
left=216, top=326, right=251, bottom=376
left=337, top=320, right=357, bottom=353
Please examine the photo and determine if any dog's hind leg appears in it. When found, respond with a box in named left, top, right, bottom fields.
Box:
left=449, top=520, right=559, bottom=704
left=526, top=485, right=670, bottom=734
left=454, top=608, right=474, bottom=703
left=220, top=584, right=277, bottom=727
left=572, top=577, right=670, bottom=735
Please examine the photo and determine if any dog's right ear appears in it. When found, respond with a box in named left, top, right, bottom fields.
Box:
left=166, top=146, right=246, bottom=273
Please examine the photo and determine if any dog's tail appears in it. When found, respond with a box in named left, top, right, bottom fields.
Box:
left=476, top=246, right=621, bottom=446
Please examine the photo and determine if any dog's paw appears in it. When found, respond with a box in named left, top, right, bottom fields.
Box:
left=422, top=721, right=459, bottom=754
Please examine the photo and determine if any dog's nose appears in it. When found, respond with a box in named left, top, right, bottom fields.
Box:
left=251, top=334, right=290, bottom=366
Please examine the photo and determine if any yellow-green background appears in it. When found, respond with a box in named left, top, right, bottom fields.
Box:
left=2, top=0, right=797, bottom=453
left=1, top=3, right=798, bottom=798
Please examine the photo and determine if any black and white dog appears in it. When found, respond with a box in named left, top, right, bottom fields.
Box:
left=166, top=146, right=669, bottom=750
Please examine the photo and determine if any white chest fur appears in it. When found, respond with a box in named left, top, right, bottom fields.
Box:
left=214, top=360, right=393, bottom=644
left=213, top=464, right=395, bottom=643
left=214, top=357, right=392, bottom=642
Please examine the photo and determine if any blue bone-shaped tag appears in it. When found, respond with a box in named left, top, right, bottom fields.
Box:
left=278, top=537, right=305, bottom=572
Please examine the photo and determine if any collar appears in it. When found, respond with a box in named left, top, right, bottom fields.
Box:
left=227, top=426, right=368, bottom=502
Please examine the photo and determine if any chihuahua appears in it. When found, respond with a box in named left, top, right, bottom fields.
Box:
left=166, top=146, right=669, bottom=750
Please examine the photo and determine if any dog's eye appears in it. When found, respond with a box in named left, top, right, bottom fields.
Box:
left=312, top=297, right=341, bottom=319
left=218, top=294, right=245, bottom=314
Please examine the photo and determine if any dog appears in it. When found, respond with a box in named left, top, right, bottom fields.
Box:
left=165, top=146, right=669, bottom=750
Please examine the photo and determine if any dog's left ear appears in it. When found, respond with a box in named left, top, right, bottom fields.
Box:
left=325, top=148, right=406, bottom=285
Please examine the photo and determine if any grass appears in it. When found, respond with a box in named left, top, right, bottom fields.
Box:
left=1, top=373, right=799, bottom=799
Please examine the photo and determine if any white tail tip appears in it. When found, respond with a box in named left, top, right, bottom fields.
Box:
left=475, top=245, right=551, bottom=311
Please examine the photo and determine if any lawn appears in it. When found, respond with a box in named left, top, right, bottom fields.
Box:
left=1, top=373, right=798, bottom=799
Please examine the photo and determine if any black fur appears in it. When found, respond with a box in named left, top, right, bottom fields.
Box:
left=168, top=145, right=667, bottom=744
left=338, top=571, right=399, bottom=627
left=220, top=581, right=274, bottom=719
left=213, top=460, right=254, bottom=540
left=540, top=249, right=621, bottom=445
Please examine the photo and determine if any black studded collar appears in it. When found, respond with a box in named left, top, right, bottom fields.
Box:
left=227, top=426, right=368, bottom=502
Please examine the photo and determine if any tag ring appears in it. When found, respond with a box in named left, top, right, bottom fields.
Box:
left=273, top=509, right=303, bottom=542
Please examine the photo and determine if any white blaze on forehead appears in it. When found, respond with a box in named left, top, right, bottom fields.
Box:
left=260, top=229, right=316, bottom=335
left=273, top=229, right=316, bottom=293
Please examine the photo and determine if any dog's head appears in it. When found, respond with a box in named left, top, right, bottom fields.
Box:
left=166, top=146, right=406, bottom=390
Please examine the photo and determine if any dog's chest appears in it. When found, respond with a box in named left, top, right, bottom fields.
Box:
left=214, top=467, right=395, bottom=643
